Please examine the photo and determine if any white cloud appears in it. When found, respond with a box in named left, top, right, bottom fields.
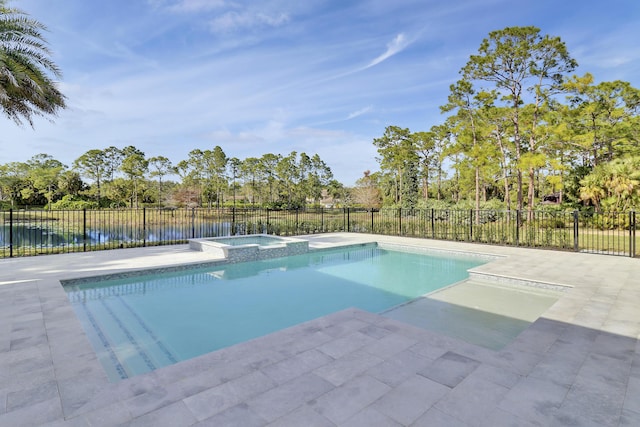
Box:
left=346, top=106, right=373, bottom=120
left=366, top=33, right=414, bottom=69
left=572, top=32, right=640, bottom=69
left=327, top=33, right=416, bottom=81
left=149, top=0, right=226, bottom=13
left=209, top=11, right=290, bottom=33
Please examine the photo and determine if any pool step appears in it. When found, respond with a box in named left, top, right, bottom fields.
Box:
left=468, top=271, right=571, bottom=292
left=382, top=279, right=562, bottom=351
left=78, top=297, right=179, bottom=381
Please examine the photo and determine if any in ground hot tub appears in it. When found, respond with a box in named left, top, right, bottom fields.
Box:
left=189, top=234, right=309, bottom=262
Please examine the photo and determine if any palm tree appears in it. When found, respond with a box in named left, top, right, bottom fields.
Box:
left=0, top=0, right=66, bottom=125
left=579, top=172, right=605, bottom=212
left=606, top=158, right=640, bottom=211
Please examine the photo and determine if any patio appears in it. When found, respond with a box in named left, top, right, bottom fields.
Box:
left=1, top=233, right=638, bottom=426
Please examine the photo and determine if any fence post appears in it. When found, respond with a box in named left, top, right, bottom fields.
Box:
left=431, top=208, right=435, bottom=239
left=266, top=208, right=270, bottom=234
left=371, top=209, right=374, bottom=233
left=321, top=208, right=324, bottom=232
left=398, top=208, right=402, bottom=236
left=347, top=208, right=350, bottom=232
left=296, top=209, right=299, bottom=235
left=142, top=207, right=147, bottom=247
left=515, top=210, right=520, bottom=246
left=630, top=211, right=636, bottom=258
left=469, top=209, right=473, bottom=242
left=9, top=208, right=13, bottom=258
left=83, top=209, right=87, bottom=252
left=191, top=208, right=195, bottom=238
left=232, top=207, right=236, bottom=236
left=573, top=210, right=579, bottom=252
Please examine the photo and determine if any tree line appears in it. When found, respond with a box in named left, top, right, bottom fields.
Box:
left=3, top=10, right=640, bottom=214
left=361, top=26, right=640, bottom=213
left=1, top=3, right=346, bottom=211
left=0, top=147, right=344, bottom=210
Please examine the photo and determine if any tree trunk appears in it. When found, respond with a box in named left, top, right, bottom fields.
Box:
left=511, top=90, right=524, bottom=212
left=527, top=167, right=535, bottom=221
left=514, top=139, right=523, bottom=211
left=496, top=131, right=511, bottom=210
left=422, top=171, right=429, bottom=203
left=475, top=165, right=480, bottom=224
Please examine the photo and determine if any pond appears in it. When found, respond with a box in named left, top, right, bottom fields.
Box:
left=0, top=222, right=248, bottom=248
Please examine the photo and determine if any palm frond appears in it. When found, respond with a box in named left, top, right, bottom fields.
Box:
left=0, top=1, right=66, bottom=125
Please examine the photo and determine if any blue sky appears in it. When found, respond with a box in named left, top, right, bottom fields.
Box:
left=2, top=0, right=639, bottom=185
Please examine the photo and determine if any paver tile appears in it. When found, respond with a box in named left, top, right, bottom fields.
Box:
left=183, top=370, right=276, bottom=421
left=471, top=363, right=521, bottom=389
left=313, top=350, right=383, bottom=386
left=360, top=332, right=417, bottom=359
left=261, top=349, right=333, bottom=384
left=0, top=397, right=63, bottom=427
left=407, top=339, right=449, bottom=360
left=366, top=348, right=432, bottom=387
left=0, top=344, right=52, bottom=375
left=576, top=352, right=633, bottom=386
left=497, top=376, right=569, bottom=425
left=266, top=404, right=335, bottom=427
left=418, top=351, right=481, bottom=388
left=124, top=383, right=192, bottom=419
left=50, top=350, right=104, bottom=381
left=340, top=406, right=401, bottom=427
left=481, top=407, right=537, bottom=427
left=488, top=347, right=545, bottom=376
left=316, top=331, right=376, bottom=359
left=322, top=319, right=370, bottom=338
left=279, top=331, right=335, bottom=355
left=592, top=331, right=636, bottom=360
left=246, top=373, right=334, bottom=422
left=6, top=380, right=59, bottom=412
left=195, top=403, right=266, bottom=427
left=557, top=375, right=625, bottom=427
left=310, top=375, right=390, bottom=424
left=0, top=390, right=7, bottom=414
left=435, top=372, right=510, bottom=426
left=358, top=324, right=392, bottom=340
left=620, top=408, right=640, bottom=427
left=528, top=355, right=583, bottom=388
left=375, top=374, right=449, bottom=425
left=124, top=401, right=197, bottom=427
left=506, top=325, right=559, bottom=354
left=624, top=374, right=640, bottom=413
left=412, top=407, right=469, bottom=427
left=74, top=401, right=134, bottom=427
left=57, top=372, right=110, bottom=418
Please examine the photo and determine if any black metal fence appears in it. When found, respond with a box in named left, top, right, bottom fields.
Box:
left=0, top=207, right=637, bottom=258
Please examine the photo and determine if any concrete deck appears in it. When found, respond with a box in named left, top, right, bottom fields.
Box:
left=1, top=233, right=639, bottom=426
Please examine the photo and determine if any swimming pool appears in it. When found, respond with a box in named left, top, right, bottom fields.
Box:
left=63, top=245, right=485, bottom=381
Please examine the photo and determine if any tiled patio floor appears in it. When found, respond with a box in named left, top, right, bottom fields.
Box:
left=1, top=233, right=639, bottom=426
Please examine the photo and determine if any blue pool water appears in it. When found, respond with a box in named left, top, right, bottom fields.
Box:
left=64, top=245, right=485, bottom=381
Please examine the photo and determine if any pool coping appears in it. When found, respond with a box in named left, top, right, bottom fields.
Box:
left=1, top=233, right=639, bottom=426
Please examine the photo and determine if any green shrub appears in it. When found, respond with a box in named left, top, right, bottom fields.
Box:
left=49, top=196, right=99, bottom=210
